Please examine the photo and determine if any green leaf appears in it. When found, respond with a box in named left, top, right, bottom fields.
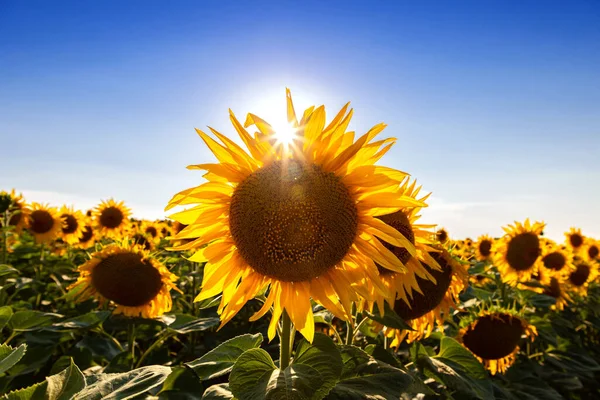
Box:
left=186, top=333, right=263, bottom=381
left=3, top=381, right=48, bottom=400
left=363, top=302, right=413, bottom=331
left=435, top=337, right=487, bottom=380
left=74, top=365, right=172, bottom=400
left=229, top=333, right=343, bottom=400
left=0, top=306, right=13, bottom=331
left=8, top=311, right=62, bottom=332
left=46, top=358, right=86, bottom=400
left=7, top=345, right=52, bottom=376
left=50, top=311, right=111, bottom=331
left=76, top=335, right=121, bottom=361
left=0, top=265, right=19, bottom=278
left=158, top=366, right=204, bottom=399
left=166, top=314, right=220, bottom=334
left=0, top=343, right=27, bottom=375
left=202, top=383, right=236, bottom=400
left=326, top=346, right=413, bottom=400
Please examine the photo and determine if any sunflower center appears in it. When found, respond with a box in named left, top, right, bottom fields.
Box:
left=376, top=211, right=415, bottom=275
left=542, top=252, right=566, bottom=271
left=229, top=160, right=358, bottom=282
left=588, top=245, right=599, bottom=260
left=479, top=240, right=492, bottom=257
left=394, top=251, right=453, bottom=321
left=505, top=232, right=540, bottom=271
left=80, top=226, right=93, bottom=243
left=61, top=214, right=79, bottom=234
left=100, top=207, right=124, bottom=229
left=29, top=210, right=55, bottom=234
left=145, top=226, right=158, bottom=238
left=569, top=263, right=590, bottom=287
left=91, top=252, right=163, bottom=307
left=462, top=313, right=524, bottom=360
left=569, top=233, right=584, bottom=248
left=437, top=230, right=448, bottom=243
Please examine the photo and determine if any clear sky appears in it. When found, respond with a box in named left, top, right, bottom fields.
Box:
left=1, top=0, right=599, bottom=241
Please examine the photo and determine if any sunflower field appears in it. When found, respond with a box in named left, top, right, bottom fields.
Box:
left=1, top=93, right=599, bottom=400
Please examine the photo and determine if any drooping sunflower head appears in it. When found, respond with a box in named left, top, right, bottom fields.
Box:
left=2, top=189, right=30, bottom=232
left=475, top=235, right=494, bottom=261
left=58, top=206, right=86, bottom=245
left=543, top=276, right=572, bottom=311
left=565, top=227, right=585, bottom=253
left=459, top=308, right=537, bottom=375
left=165, top=89, right=425, bottom=342
left=26, top=203, right=63, bottom=244
left=584, top=238, right=599, bottom=262
left=385, top=248, right=468, bottom=346
left=436, top=228, right=449, bottom=244
left=93, top=199, right=131, bottom=239
left=67, top=242, right=179, bottom=318
left=77, top=220, right=96, bottom=249
left=493, top=219, right=545, bottom=285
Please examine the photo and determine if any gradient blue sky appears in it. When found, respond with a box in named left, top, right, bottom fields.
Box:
left=1, top=0, right=599, bottom=241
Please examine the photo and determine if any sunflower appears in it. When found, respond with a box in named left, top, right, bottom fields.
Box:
left=58, top=206, right=85, bottom=245
left=492, top=219, right=545, bottom=285
left=2, top=189, right=29, bottom=233
left=67, top=242, right=179, bottom=318
left=26, top=203, right=63, bottom=244
left=141, top=220, right=162, bottom=242
left=458, top=308, right=537, bottom=375
left=537, top=242, right=574, bottom=285
left=77, top=218, right=97, bottom=249
left=474, top=235, right=494, bottom=261
left=384, top=248, right=468, bottom=346
left=566, top=258, right=598, bottom=297
left=131, top=232, right=154, bottom=251
left=565, top=227, right=585, bottom=254
left=584, top=238, right=599, bottom=262
left=436, top=228, right=449, bottom=244
left=93, top=199, right=131, bottom=239
left=165, top=89, right=425, bottom=342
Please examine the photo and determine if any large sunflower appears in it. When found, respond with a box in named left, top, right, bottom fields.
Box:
left=492, top=219, right=545, bottom=285
left=26, top=203, right=63, bottom=244
left=59, top=206, right=86, bottom=245
left=458, top=308, right=537, bottom=375
left=2, top=189, right=30, bottom=233
left=385, top=248, right=468, bottom=346
left=68, top=242, right=179, bottom=318
left=93, top=199, right=131, bottom=239
left=165, top=89, right=425, bottom=341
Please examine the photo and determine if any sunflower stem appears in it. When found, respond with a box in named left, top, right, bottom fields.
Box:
left=279, top=310, right=292, bottom=369
left=1, top=212, right=8, bottom=265
left=128, top=321, right=136, bottom=369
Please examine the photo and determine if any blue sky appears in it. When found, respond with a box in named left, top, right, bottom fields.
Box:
left=1, top=0, right=599, bottom=240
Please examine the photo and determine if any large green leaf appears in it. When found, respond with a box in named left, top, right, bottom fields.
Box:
left=74, top=366, right=171, bottom=399
left=3, top=381, right=48, bottom=400
left=326, top=346, right=413, bottom=400
left=8, top=311, right=62, bottom=332
left=0, top=343, right=27, bottom=375
left=166, top=314, right=220, bottom=334
left=229, top=333, right=343, bottom=400
left=158, top=366, right=205, bottom=399
left=46, top=358, right=86, bottom=400
left=0, top=265, right=19, bottom=278
left=50, top=311, right=111, bottom=331
left=0, top=306, right=13, bottom=331
left=186, top=333, right=263, bottom=380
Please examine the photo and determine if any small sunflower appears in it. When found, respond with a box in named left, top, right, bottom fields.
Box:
left=26, top=203, right=63, bottom=244
left=2, top=189, right=30, bottom=233
left=566, top=259, right=598, bottom=297
left=565, top=227, right=585, bottom=254
left=93, top=199, right=131, bottom=239
left=385, top=249, right=468, bottom=346
left=584, top=238, right=599, bottom=262
left=538, top=242, right=574, bottom=285
left=166, top=89, right=425, bottom=341
left=543, top=277, right=572, bottom=311
left=131, top=232, right=154, bottom=251
left=68, top=242, right=179, bottom=318
left=474, top=235, right=494, bottom=261
left=141, top=220, right=162, bottom=242
left=76, top=218, right=96, bottom=249
left=436, top=228, right=449, bottom=244
left=492, top=219, right=545, bottom=285
left=458, top=308, right=537, bottom=375
left=59, top=206, right=86, bottom=245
